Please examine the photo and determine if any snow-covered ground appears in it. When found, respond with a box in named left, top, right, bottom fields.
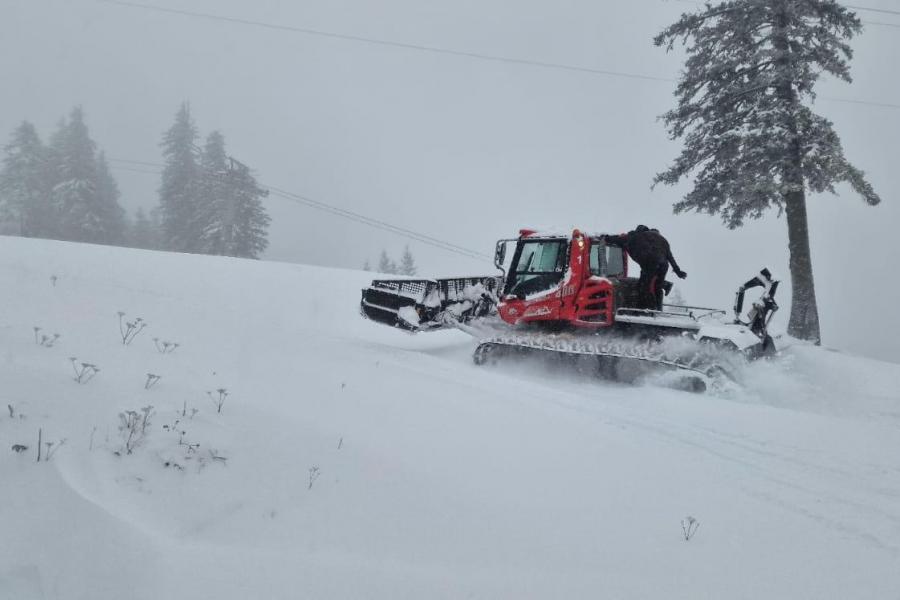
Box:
left=1, top=235, right=899, bottom=600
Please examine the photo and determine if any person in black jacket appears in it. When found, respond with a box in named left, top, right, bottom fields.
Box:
left=603, top=225, right=687, bottom=310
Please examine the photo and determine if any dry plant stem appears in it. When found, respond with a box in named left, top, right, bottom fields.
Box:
left=46, top=439, right=65, bottom=460
left=681, top=517, right=700, bottom=541
left=118, top=312, right=146, bottom=345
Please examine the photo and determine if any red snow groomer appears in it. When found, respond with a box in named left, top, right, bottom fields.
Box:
left=360, top=228, right=778, bottom=392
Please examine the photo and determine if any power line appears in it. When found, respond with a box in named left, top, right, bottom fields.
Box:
left=98, top=0, right=900, bottom=110
left=106, top=159, right=491, bottom=261
left=97, top=0, right=670, bottom=83
left=864, top=20, right=900, bottom=28
left=815, top=96, right=900, bottom=109
left=846, top=4, right=900, bottom=17
left=265, top=186, right=491, bottom=261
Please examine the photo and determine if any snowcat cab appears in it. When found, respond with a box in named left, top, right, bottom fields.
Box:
left=495, top=229, right=635, bottom=328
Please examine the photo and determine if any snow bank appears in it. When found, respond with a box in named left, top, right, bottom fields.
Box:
left=1, top=236, right=898, bottom=599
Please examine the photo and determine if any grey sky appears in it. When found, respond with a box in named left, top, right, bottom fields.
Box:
left=2, top=0, right=898, bottom=361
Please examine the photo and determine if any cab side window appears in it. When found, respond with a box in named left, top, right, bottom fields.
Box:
left=589, top=240, right=624, bottom=277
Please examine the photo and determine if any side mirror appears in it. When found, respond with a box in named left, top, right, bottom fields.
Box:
left=494, top=241, right=507, bottom=269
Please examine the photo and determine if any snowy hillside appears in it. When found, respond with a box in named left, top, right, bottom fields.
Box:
left=1, top=235, right=899, bottom=600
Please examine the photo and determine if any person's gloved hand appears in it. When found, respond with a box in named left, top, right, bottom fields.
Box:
left=676, top=270, right=687, bottom=279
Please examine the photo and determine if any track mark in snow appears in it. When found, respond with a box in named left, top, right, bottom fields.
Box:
left=490, top=379, right=900, bottom=556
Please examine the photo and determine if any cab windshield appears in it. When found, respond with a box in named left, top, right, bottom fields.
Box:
left=507, top=239, right=568, bottom=297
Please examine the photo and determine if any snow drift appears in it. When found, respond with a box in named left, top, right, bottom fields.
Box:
left=1, top=235, right=899, bottom=599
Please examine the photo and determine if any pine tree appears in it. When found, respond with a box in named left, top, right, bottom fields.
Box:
left=130, top=207, right=158, bottom=249
left=47, top=107, right=125, bottom=245
left=0, top=121, right=51, bottom=236
left=654, top=1, right=880, bottom=343
left=196, top=132, right=270, bottom=258
left=48, top=109, right=96, bottom=242
left=225, top=158, right=270, bottom=259
left=159, top=103, right=200, bottom=252
left=196, top=130, right=229, bottom=255
left=95, top=152, right=127, bottom=245
left=399, top=245, right=417, bottom=276
left=362, top=259, right=371, bottom=271
left=668, top=285, right=686, bottom=307
left=377, top=249, right=396, bottom=275
left=148, top=207, right=163, bottom=248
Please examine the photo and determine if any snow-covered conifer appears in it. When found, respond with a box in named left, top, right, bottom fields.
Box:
left=654, top=1, right=880, bottom=343
left=196, top=131, right=229, bottom=255
left=95, top=152, right=127, bottom=244
left=130, top=207, right=159, bottom=249
left=48, top=107, right=125, bottom=244
left=399, top=245, right=417, bottom=276
left=196, top=131, right=270, bottom=258
left=224, top=159, right=270, bottom=259
left=158, top=103, right=200, bottom=252
left=48, top=108, right=97, bottom=242
left=378, top=249, right=397, bottom=274
left=0, top=121, right=51, bottom=236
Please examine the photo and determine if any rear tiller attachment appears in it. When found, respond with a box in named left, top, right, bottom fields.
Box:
left=360, top=276, right=502, bottom=332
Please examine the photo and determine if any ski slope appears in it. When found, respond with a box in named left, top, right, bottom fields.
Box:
left=1, top=236, right=899, bottom=600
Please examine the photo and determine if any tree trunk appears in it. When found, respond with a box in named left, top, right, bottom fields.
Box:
left=784, top=189, right=821, bottom=343
left=772, top=1, right=820, bottom=344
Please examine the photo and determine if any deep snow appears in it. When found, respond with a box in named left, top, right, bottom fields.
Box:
left=1, top=236, right=899, bottom=599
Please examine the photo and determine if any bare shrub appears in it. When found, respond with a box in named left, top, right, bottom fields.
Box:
left=33, top=326, right=60, bottom=347
left=153, top=338, right=180, bottom=354
left=144, top=373, right=162, bottom=390
left=69, top=357, right=99, bottom=383
left=681, top=516, right=700, bottom=541
left=207, top=388, right=228, bottom=414
left=118, top=405, right=154, bottom=455
left=117, top=312, right=146, bottom=345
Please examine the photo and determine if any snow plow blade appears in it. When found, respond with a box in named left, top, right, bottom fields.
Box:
left=360, top=276, right=502, bottom=332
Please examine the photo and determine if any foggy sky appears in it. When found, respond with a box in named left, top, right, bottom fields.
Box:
left=2, top=0, right=898, bottom=362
